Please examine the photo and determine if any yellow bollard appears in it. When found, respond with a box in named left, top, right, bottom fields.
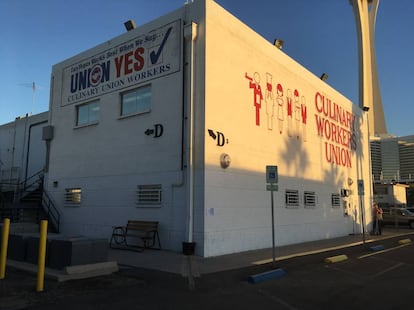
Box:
left=36, top=220, right=48, bottom=292
left=0, top=218, right=10, bottom=279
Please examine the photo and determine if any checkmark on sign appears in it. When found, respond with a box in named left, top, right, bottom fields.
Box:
left=150, top=27, right=172, bottom=64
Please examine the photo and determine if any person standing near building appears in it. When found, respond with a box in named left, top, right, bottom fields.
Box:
left=372, top=202, right=383, bottom=235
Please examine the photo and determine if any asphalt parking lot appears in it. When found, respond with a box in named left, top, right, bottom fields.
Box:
left=1, top=232, right=414, bottom=310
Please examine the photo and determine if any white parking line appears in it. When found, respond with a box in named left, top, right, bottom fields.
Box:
left=357, top=242, right=412, bottom=259
left=257, top=288, right=299, bottom=310
left=370, top=262, right=405, bottom=279
left=253, top=241, right=371, bottom=265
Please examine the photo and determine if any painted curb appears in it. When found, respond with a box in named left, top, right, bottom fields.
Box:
left=324, top=254, right=348, bottom=264
left=248, top=268, right=286, bottom=284
left=398, top=238, right=411, bottom=245
left=370, top=245, right=385, bottom=252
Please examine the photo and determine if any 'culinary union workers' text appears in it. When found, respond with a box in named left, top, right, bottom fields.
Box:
left=314, top=92, right=357, bottom=168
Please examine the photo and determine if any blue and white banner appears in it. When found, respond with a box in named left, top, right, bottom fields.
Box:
left=61, top=20, right=181, bottom=106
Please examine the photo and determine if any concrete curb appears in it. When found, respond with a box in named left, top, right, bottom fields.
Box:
left=324, top=254, right=348, bottom=264
left=248, top=268, right=286, bottom=284
left=398, top=238, right=411, bottom=245
left=7, top=260, right=119, bottom=282
left=369, top=245, right=385, bottom=252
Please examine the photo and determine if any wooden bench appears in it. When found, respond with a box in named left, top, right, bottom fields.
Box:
left=110, top=220, right=161, bottom=250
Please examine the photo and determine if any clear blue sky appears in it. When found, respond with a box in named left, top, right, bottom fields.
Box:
left=0, top=0, right=412, bottom=137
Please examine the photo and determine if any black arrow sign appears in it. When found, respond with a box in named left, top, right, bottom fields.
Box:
left=145, top=128, right=155, bottom=136
left=208, top=129, right=217, bottom=140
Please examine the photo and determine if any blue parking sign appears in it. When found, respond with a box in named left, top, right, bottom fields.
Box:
left=266, top=166, right=278, bottom=184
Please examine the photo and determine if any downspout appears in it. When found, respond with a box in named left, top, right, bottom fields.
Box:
left=183, top=22, right=198, bottom=253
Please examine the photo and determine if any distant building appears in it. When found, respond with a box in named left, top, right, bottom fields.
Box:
left=371, top=135, right=414, bottom=207
left=3, top=0, right=372, bottom=257
left=374, top=183, right=408, bottom=208
left=0, top=112, right=48, bottom=191
left=371, top=135, right=414, bottom=183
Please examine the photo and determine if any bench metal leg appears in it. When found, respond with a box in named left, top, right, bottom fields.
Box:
left=109, top=227, right=126, bottom=248
left=156, top=231, right=161, bottom=249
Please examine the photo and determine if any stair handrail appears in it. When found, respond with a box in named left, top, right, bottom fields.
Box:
left=41, top=189, right=60, bottom=233
left=3, top=169, right=45, bottom=203
left=2, top=169, right=61, bottom=233
left=22, top=169, right=45, bottom=193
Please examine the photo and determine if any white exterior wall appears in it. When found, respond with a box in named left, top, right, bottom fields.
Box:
left=201, top=1, right=372, bottom=256
left=47, top=9, right=189, bottom=251
left=391, top=185, right=408, bottom=206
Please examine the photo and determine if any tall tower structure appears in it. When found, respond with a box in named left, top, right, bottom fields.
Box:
left=351, top=0, right=387, bottom=136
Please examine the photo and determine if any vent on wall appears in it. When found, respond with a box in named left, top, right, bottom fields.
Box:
left=331, top=193, right=341, bottom=208
left=65, top=188, right=82, bottom=207
left=137, top=184, right=162, bottom=206
left=285, top=189, right=299, bottom=208
left=304, top=191, right=316, bottom=208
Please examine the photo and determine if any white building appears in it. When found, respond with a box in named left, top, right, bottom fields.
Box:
left=371, top=135, right=414, bottom=183
left=45, top=0, right=372, bottom=257
left=374, top=183, right=408, bottom=208
left=0, top=112, right=48, bottom=190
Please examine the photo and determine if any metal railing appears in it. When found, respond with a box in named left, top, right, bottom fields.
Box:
left=0, top=170, right=60, bottom=233
left=41, top=190, right=60, bottom=233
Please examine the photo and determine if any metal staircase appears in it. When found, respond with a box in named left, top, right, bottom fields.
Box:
left=0, top=170, right=60, bottom=233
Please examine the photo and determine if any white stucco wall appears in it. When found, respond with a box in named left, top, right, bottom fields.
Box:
left=201, top=0, right=372, bottom=256
left=47, top=9, right=189, bottom=251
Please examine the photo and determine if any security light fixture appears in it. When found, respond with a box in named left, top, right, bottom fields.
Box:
left=273, top=39, right=284, bottom=50
left=124, top=19, right=137, bottom=31
left=220, top=153, right=231, bottom=168
left=320, top=73, right=328, bottom=81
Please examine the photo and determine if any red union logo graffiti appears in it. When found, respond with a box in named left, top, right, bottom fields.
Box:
left=244, top=72, right=308, bottom=141
left=245, top=72, right=263, bottom=126
left=243, top=72, right=358, bottom=168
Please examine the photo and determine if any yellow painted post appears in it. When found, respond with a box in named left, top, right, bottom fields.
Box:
left=0, top=218, right=10, bottom=279
left=36, top=220, right=48, bottom=292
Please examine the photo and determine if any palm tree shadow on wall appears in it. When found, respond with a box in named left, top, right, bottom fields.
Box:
left=279, top=135, right=345, bottom=187
left=321, top=105, right=366, bottom=228
left=279, top=137, right=310, bottom=178
left=279, top=104, right=365, bottom=199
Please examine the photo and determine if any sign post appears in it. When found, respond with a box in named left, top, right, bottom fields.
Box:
left=357, top=179, right=366, bottom=244
left=266, top=165, right=278, bottom=267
